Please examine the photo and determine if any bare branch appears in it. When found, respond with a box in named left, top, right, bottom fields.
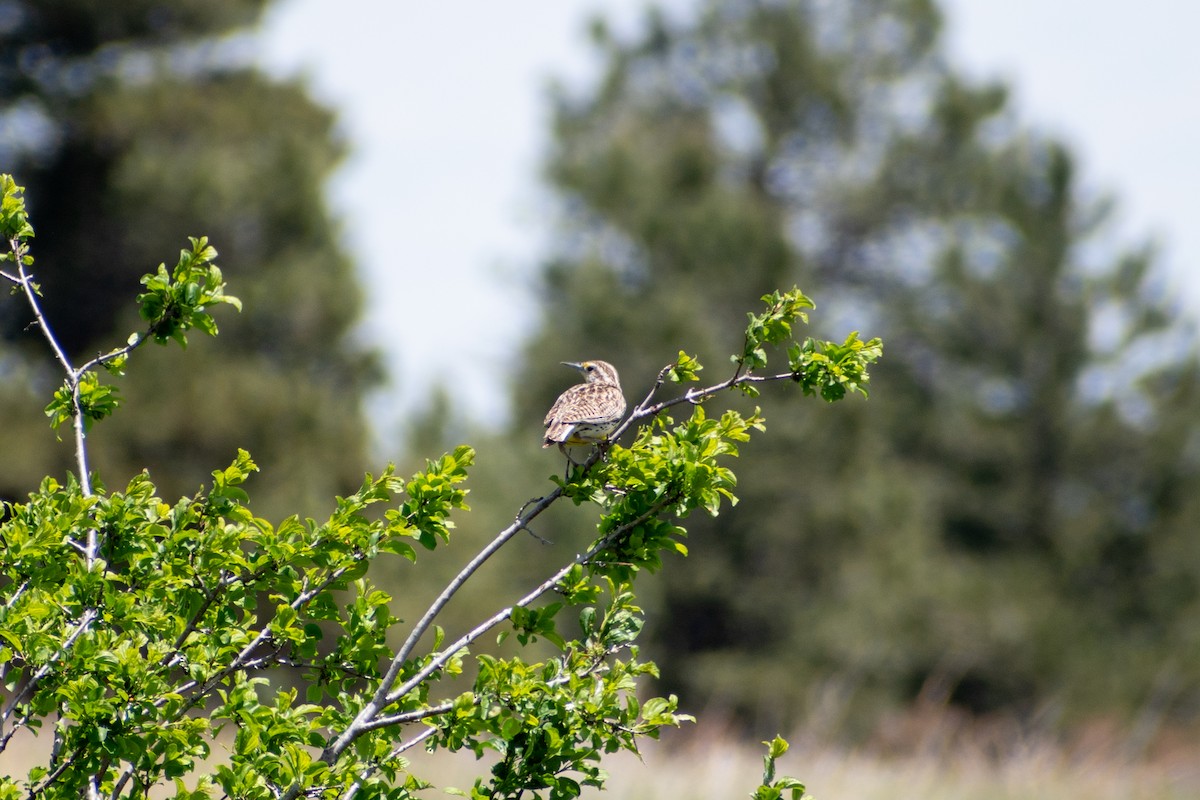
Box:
left=76, top=329, right=153, bottom=375
left=13, top=260, right=90, bottom=489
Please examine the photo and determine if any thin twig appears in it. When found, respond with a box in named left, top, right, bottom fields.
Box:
left=12, top=255, right=74, bottom=380
left=15, top=261, right=91, bottom=495
left=349, top=669, right=586, bottom=800
left=178, top=558, right=360, bottom=711
left=373, top=494, right=675, bottom=724
left=76, top=330, right=151, bottom=376
left=342, top=726, right=439, bottom=800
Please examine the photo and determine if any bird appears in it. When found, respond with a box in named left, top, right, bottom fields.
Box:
left=543, top=360, right=626, bottom=471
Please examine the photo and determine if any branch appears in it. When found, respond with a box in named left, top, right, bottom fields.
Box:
left=7, top=238, right=105, bottom=575
left=76, top=328, right=154, bottom=376
left=618, top=365, right=790, bottom=437
left=11, top=252, right=74, bottom=382
left=317, top=488, right=565, bottom=769
left=180, top=558, right=361, bottom=712
left=395, top=489, right=563, bottom=672
left=314, top=489, right=677, bottom=795
left=14, top=259, right=90, bottom=490
left=169, top=567, right=236, bottom=653
left=26, top=738, right=85, bottom=798
left=342, top=726, right=438, bottom=800
left=348, top=659, right=619, bottom=798
left=391, top=490, right=678, bottom=698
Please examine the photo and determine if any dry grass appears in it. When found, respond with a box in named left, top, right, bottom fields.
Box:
left=392, top=706, right=1200, bottom=800
left=572, top=712, right=1200, bottom=800
left=2, top=710, right=1196, bottom=799
left=583, top=735, right=1197, bottom=800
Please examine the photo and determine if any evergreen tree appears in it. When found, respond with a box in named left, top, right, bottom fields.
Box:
left=0, top=0, right=375, bottom=516
left=500, top=0, right=1200, bottom=734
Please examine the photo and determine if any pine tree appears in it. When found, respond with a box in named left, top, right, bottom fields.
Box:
left=502, top=0, right=1200, bottom=733
left=0, top=1, right=376, bottom=516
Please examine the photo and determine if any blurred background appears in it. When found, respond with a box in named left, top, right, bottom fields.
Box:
left=2, top=0, right=1198, bottom=796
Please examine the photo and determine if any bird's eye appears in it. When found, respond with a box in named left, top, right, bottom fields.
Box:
left=586, top=364, right=594, bottom=372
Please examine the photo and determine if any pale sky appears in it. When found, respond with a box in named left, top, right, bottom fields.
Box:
left=257, top=1, right=1200, bottom=442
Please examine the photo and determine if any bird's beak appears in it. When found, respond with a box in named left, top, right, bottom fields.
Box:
left=561, top=361, right=583, bottom=370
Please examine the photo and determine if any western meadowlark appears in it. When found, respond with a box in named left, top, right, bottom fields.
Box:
left=543, top=360, right=626, bottom=469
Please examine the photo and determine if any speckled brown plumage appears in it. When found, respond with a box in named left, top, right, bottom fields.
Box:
left=543, top=360, right=626, bottom=448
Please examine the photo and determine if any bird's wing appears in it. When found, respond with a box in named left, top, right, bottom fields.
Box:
left=543, top=386, right=579, bottom=427
left=544, top=384, right=625, bottom=426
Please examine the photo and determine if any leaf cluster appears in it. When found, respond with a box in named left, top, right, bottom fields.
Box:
left=0, top=174, right=34, bottom=246
left=0, top=450, right=466, bottom=797
left=439, top=581, right=688, bottom=800
left=751, top=737, right=807, bottom=800
left=734, top=289, right=883, bottom=401
left=137, top=238, right=243, bottom=347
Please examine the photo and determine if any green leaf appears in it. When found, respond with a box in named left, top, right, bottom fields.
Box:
left=766, top=735, right=790, bottom=759
left=787, top=332, right=883, bottom=401
left=136, top=236, right=241, bottom=347
left=667, top=351, right=703, bottom=383
left=0, top=174, right=34, bottom=242
left=44, top=372, right=122, bottom=431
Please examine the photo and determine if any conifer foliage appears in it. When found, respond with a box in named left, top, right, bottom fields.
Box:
left=0, top=0, right=375, bottom=518
left=509, top=0, right=1200, bottom=729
